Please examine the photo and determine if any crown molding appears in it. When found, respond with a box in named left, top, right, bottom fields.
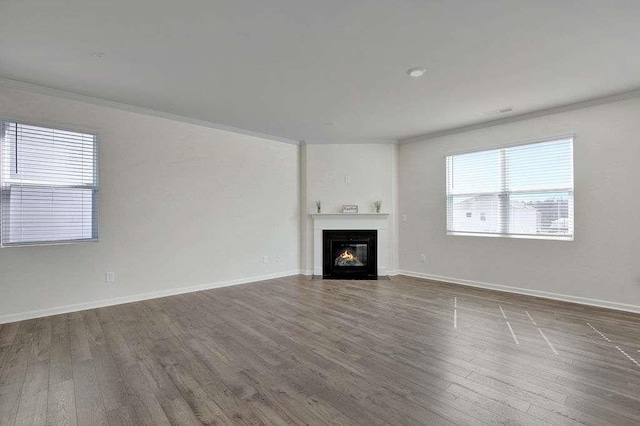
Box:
left=400, top=87, right=640, bottom=144
left=302, top=138, right=399, bottom=145
left=0, top=76, right=300, bottom=146
left=6, top=76, right=637, bottom=148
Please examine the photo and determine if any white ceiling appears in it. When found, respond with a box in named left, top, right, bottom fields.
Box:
left=2, top=1, right=640, bottom=144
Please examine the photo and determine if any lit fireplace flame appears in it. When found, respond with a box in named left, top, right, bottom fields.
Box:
left=335, top=248, right=364, bottom=266
left=339, top=250, right=356, bottom=262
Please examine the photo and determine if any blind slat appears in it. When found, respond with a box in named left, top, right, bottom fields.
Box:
left=446, top=138, right=573, bottom=239
left=1, top=121, right=98, bottom=245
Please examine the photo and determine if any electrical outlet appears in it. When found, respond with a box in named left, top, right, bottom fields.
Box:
left=276, top=254, right=282, bottom=263
left=105, top=271, right=115, bottom=282
left=402, top=214, right=407, bottom=222
left=420, top=254, right=426, bottom=262
left=263, top=256, right=269, bottom=263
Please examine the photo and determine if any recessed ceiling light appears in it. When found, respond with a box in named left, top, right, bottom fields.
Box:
left=407, top=67, right=427, bottom=78
left=91, top=52, right=104, bottom=59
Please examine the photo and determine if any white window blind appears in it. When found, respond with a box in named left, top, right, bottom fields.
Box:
left=446, top=137, right=573, bottom=240
left=0, top=121, right=98, bottom=246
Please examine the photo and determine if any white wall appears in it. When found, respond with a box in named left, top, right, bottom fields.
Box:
left=8, top=81, right=638, bottom=319
left=0, top=86, right=300, bottom=322
left=399, top=97, right=640, bottom=310
left=300, top=143, right=399, bottom=274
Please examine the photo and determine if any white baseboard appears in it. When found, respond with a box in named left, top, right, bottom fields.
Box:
left=398, top=270, right=640, bottom=314
left=0, top=270, right=303, bottom=324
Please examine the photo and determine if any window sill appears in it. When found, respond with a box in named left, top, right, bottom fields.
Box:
left=447, top=231, right=573, bottom=242
left=1, top=238, right=99, bottom=248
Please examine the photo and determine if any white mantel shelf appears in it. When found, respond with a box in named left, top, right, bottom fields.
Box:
left=311, top=213, right=389, bottom=277
left=310, top=213, right=389, bottom=218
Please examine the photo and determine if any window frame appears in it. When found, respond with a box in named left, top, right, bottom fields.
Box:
left=0, top=118, right=100, bottom=247
left=445, top=134, right=574, bottom=241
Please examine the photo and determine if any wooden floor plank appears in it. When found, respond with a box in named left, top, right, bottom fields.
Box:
left=0, top=383, right=22, bottom=425
left=1, top=275, right=640, bottom=425
left=14, top=360, right=49, bottom=425
left=72, top=359, right=109, bottom=426
left=47, top=379, right=77, bottom=426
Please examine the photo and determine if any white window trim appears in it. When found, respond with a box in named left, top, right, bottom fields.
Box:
left=445, top=134, right=575, bottom=242
left=0, top=118, right=100, bottom=247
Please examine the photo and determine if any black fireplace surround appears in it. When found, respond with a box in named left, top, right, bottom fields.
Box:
left=323, top=230, right=377, bottom=279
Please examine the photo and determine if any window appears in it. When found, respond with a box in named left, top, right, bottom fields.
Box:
left=446, top=137, right=573, bottom=240
left=0, top=121, right=98, bottom=246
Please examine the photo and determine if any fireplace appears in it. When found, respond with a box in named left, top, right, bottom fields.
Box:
left=323, top=230, right=377, bottom=279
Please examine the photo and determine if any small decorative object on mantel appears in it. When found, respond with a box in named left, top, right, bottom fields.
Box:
left=374, top=201, right=382, bottom=213
left=342, top=205, right=358, bottom=214
left=316, top=200, right=322, bottom=213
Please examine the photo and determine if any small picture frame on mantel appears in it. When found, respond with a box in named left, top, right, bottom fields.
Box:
left=342, top=205, right=358, bottom=214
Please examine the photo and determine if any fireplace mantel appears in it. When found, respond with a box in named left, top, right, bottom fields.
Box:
left=310, top=213, right=390, bottom=219
left=311, top=213, right=389, bottom=277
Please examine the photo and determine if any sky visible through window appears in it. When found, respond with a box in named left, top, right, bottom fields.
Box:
left=447, top=138, right=574, bottom=238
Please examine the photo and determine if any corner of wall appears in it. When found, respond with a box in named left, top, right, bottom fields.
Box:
left=391, top=143, right=400, bottom=273
left=298, top=144, right=309, bottom=272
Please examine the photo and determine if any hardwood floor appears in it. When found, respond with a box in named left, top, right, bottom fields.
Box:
left=1, top=275, right=640, bottom=425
